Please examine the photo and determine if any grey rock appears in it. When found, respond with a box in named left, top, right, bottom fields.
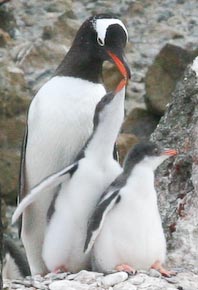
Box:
left=121, top=107, right=160, bottom=141
left=151, top=60, right=198, bottom=271
left=67, top=270, right=103, bottom=284
left=49, top=280, right=89, bottom=290
left=45, top=272, right=68, bottom=281
left=128, top=274, right=146, bottom=285
left=113, top=281, right=137, bottom=290
left=99, top=272, right=128, bottom=287
left=149, top=269, right=162, bottom=278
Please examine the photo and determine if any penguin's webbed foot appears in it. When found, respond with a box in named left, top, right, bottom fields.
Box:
left=54, top=265, right=68, bottom=273
left=151, top=260, right=177, bottom=277
left=115, top=264, right=137, bottom=275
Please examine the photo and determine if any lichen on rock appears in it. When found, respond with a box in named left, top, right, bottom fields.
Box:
left=151, top=59, right=198, bottom=273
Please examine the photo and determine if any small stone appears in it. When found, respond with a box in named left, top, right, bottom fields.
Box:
left=100, top=272, right=128, bottom=287
left=32, top=280, right=48, bottom=290
left=0, top=28, right=11, bottom=46
left=70, top=270, right=103, bottom=284
left=149, top=269, right=162, bottom=278
left=45, top=272, right=68, bottom=280
left=163, top=277, right=178, bottom=284
left=128, top=274, right=146, bottom=285
left=49, top=280, right=89, bottom=290
left=114, top=281, right=137, bottom=290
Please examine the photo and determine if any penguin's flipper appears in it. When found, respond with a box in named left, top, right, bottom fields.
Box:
left=3, top=235, right=31, bottom=279
left=12, top=161, right=78, bottom=224
left=84, top=188, right=120, bottom=253
left=19, top=125, right=28, bottom=202
left=18, top=125, right=28, bottom=236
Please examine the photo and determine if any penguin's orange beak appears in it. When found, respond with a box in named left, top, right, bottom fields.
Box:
left=161, top=149, right=178, bottom=156
left=115, top=78, right=127, bottom=93
left=107, top=50, right=131, bottom=80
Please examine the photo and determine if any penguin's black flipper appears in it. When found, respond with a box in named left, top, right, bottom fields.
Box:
left=12, top=161, right=79, bottom=224
left=18, top=125, right=28, bottom=236
left=3, top=235, right=31, bottom=279
left=84, top=188, right=121, bottom=254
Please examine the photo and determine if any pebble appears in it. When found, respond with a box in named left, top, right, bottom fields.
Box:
left=149, top=269, right=162, bottom=278
left=67, top=270, right=104, bottom=284
left=99, top=272, right=128, bottom=287
left=49, top=280, right=89, bottom=290
left=4, top=271, right=198, bottom=290
left=128, top=274, right=146, bottom=285
left=113, top=281, right=137, bottom=290
left=45, top=272, right=69, bottom=280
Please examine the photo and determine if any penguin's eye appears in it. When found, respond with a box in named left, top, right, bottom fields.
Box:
left=97, top=37, right=105, bottom=46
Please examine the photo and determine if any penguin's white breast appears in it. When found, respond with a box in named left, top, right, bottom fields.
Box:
left=26, top=76, right=106, bottom=186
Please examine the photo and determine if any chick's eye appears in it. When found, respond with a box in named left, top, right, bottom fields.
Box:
left=97, top=37, right=105, bottom=46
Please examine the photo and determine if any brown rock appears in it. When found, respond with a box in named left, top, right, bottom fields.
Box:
left=117, top=133, right=139, bottom=165
left=145, top=44, right=198, bottom=116
left=0, top=28, right=11, bottom=46
left=128, top=2, right=144, bottom=15
left=0, top=118, right=25, bottom=149
left=102, top=62, right=123, bottom=91
left=0, top=149, right=20, bottom=205
left=121, top=108, right=160, bottom=141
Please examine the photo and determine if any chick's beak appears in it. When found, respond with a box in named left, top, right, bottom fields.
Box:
left=107, top=50, right=131, bottom=80
left=161, top=149, right=178, bottom=156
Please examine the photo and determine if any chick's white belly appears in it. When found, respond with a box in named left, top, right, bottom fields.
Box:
left=42, top=159, right=122, bottom=273
left=93, top=195, right=166, bottom=272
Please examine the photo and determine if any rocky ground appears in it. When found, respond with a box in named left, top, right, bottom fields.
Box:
left=1, top=0, right=198, bottom=289
left=3, top=269, right=198, bottom=290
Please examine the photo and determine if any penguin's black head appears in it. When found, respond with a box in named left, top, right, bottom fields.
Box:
left=71, top=14, right=131, bottom=79
left=123, top=142, right=177, bottom=173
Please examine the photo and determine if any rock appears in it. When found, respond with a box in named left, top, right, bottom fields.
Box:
left=128, top=274, right=146, bottom=285
left=102, top=62, right=123, bottom=92
left=113, top=281, right=137, bottom=290
left=0, top=28, right=11, bottom=46
left=67, top=270, right=103, bottom=284
left=0, top=64, right=30, bottom=117
left=149, top=269, right=161, bottom=278
left=127, top=2, right=144, bottom=15
left=53, top=11, right=79, bottom=40
left=99, top=272, right=128, bottom=287
left=49, top=280, right=89, bottom=290
left=117, top=133, right=139, bottom=165
left=144, top=44, right=198, bottom=116
left=3, top=270, right=198, bottom=290
left=0, top=149, right=20, bottom=205
left=0, top=117, right=25, bottom=149
left=0, top=5, right=16, bottom=37
left=121, top=108, right=160, bottom=141
left=151, top=58, right=198, bottom=271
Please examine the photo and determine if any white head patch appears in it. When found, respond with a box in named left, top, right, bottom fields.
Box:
left=93, top=18, right=128, bottom=46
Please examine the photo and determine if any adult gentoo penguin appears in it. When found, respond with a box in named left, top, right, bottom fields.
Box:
left=19, top=14, right=130, bottom=275
left=84, top=142, right=177, bottom=277
left=13, top=77, right=129, bottom=273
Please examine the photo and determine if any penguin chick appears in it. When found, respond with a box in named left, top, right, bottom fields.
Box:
left=84, top=142, right=177, bottom=277
left=3, top=235, right=30, bottom=279
left=18, top=14, right=130, bottom=275
left=13, top=78, right=127, bottom=273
